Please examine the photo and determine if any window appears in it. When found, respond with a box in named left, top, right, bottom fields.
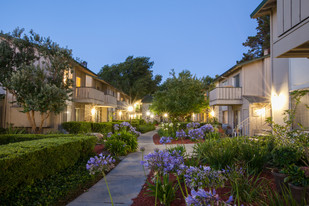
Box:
left=233, top=74, right=240, bottom=87
left=76, top=77, right=81, bottom=87
left=223, top=111, right=228, bottom=124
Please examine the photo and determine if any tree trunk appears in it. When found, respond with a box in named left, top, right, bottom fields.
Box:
left=26, top=111, right=37, bottom=133
left=39, top=113, right=50, bottom=134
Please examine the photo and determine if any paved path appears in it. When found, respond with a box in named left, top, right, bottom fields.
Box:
left=68, top=130, right=195, bottom=206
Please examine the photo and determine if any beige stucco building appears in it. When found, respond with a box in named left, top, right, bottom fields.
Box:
left=0, top=60, right=131, bottom=131
left=252, top=0, right=309, bottom=130
left=209, top=56, right=272, bottom=136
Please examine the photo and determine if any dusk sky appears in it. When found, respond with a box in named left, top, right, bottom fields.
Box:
left=1, top=0, right=262, bottom=81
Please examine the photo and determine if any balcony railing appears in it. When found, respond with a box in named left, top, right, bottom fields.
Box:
left=74, top=87, right=117, bottom=106
left=209, top=87, right=242, bottom=106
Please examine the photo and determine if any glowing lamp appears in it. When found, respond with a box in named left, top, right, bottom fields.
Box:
left=164, top=113, right=168, bottom=118
left=210, top=110, right=215, bottom=117
left=150, top=114, right=154, bottom=118
left=127, top=106, right=134, bottom=112
left=91, top=108, right=96, bottom=116
left=271, top=93, right=285, bottom=110
left=146, top=111, right=150, bottom=116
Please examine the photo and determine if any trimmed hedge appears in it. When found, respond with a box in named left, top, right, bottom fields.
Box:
left=0, top=134, right=75, bottom=145
left=91, top=122, right=113, bottom=134
left=138, top=124, right=156, bottom=133
left=0, top=135, right=96, bottom=197
left=61, top=121, right=92, bottom=134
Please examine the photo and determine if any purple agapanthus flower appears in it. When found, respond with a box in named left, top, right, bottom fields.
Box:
left=141, top=149, right=186, bottom=175
left=86, top=154, right=115, bottom=175
left=176, top=129, right=187, bottom=139
left=187, top=122, right=200, bottom=129
left=188, top=128, right=204, bottom=140
left=159, top=136, right=173, bottom=144
left=107, top=132, right=113, bottom=138
left=114, top=124, right=119, bottom=131
left=200, top=124, right=214, bottom=133
left=186, top=188, right=233, bottom=206
left=120, top=121, right=131, bottom=127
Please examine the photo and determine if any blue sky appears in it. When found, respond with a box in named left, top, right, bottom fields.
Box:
left=1, top=0, right=261, bottom=81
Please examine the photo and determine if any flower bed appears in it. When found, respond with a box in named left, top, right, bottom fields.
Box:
left=153, top=133, right=203, bottom=145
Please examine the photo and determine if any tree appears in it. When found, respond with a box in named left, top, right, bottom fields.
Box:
left=0, top=28, right=73, bottom=133
left=150, top=70, right=207, bottom=121
left=237, top=16, right=270, bottom=64
left=98, top=56, right=162, bottom=102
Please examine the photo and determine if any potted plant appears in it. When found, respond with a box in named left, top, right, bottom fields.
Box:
left=271, top=145, right=301, bottom=194
left=284, top=164, right=309, bottom=204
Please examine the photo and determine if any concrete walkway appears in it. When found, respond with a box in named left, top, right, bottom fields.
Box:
left=67, top=130, right=195, bottom=206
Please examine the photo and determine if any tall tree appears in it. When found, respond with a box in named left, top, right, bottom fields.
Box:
left=98, top=56, right=162, bottom=102
left=150, top=70, right=207, bottom=121
left=237, top=16, right=270, bottom=64
left=0, top=28, right=73, bottom=133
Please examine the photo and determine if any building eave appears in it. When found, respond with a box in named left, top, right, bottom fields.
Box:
left=250, top=0, right=276, bottom=19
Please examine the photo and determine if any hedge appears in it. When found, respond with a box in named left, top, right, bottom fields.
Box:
left=0, top=135, right=96, bottom=197
left=137, top=124, right=156, bottom=133
left=0, top=134, right=75, bottom=145
left=61, top=121, right=92, bottom=134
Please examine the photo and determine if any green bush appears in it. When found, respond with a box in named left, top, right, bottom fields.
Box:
left=0, top=135, right=96, bottom=197
left=138, top=124, right=155, bottom=133
left=91, top=122, right=113, bottom=134
left=271, top=145, right=302, bottom=169
left=193, top=137, right=272, bottom=174
left=0, top=134, right=75, bottom=145
left=111, top=131, right=138, bottom=152
left=62, top=121, right=92, bottom=134
left=0, top=157, right=101, bottom=205
left=158, top=128, right=169, bottom=137
left=105, top=139, right=128, bottom=156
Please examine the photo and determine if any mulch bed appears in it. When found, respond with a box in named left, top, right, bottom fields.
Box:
left=153, top=133, right=204, bottom=145
left=132, top=169, right=276, bottom=206
left=94, top=144, right=105, bottom=154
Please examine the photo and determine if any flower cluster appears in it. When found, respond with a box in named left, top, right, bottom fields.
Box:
left=187, top=122, right=200, bottom=129
left=184, top=166, right=226, bottom=189
left=130, top=125, right=141, bottom=136
left=176, top=129, right=187, bottom=139
left=107, top=132, right=113, bottom=138
left=200, top=124, right=214, bottom=133
left=186, top=188, right=233, bottom=206
left=141, top=149, right=186, bottom=175
left=86, top=154, right=115, bottom=175
left=159, top=136, right=173, bottom=144
left=114, top=124, right=119, bottom=131
left=120, top=121, right=131, bottom=127
left=188, top=128, right=204, bottom=140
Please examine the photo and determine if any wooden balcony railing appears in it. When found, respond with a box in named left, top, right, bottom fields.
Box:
left=209, top=87, right=242, bottom=106
left=75, top=87, right=117, bottom=106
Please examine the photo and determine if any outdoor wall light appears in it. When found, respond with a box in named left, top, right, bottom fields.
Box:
left=164, top=113, right=168, bottom=118
left=271, top=93, right=285, bottom=110
left=210, top=110, right=215, bottom=117
left=119, top=111, right=122, bottom=116
left=91, top=108, right=96, bottom=116
left=255, top=108, right=266, bottom=116
left=127, top=106, right=134, bottom=112
left=150, top=114, right=154, bottom=118
left=146, top=111, right=150, bottom=116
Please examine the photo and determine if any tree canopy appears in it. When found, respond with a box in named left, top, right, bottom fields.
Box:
left=98, top=56, right=162, bottom=102
left=150, top=70, right=207, bottom=121
left=237, top=16, right=270, bottom=64
left=0, top=28, right=73, bottom=133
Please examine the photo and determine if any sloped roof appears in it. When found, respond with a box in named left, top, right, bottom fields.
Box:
left=250, top=0, right=276, bottom=18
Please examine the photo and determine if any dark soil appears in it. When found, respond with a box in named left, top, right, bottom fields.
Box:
left=94, top=144, right=105, bottom=154
left=131, top=169, right=276, bottom=206
left=153, top=133, right=204, bottom=145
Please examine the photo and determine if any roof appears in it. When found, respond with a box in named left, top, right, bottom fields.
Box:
left=214, top=55, right=270, bottom=82
left=250, top=0, right=276, bottom=18
left=141, top=95, right=153, bottom=103
left=243, top=95, right=269, bottom=103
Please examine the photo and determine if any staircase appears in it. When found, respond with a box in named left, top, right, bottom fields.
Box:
left=233, top=117, right=250, bottom=137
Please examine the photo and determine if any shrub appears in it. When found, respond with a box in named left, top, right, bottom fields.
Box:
left=0, top=134, right=75, bottom=145
left=138, top=124, right=155, bottom=133
left=91, top=122, right=113, bottom=134
left=62, top=121, right=91, bottom=134
left=105, top=139, right=128, bottom=156
left=158, top=128, right=169, bottom=137
left=271, top=145, right=302, bottom=169
left=0, top=135, right=96, bottom=197
left=111, top=131, right=138, bottom=152
left=193, top=137, right=272, bottom=174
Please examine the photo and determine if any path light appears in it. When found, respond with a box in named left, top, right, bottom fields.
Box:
left=210, top=110, right=215, bottom=117
left=146, top=111, right=150, bottom=116
left=91, top=108, right=96, bottom=116
left=164, top=113, right=168, bottom=118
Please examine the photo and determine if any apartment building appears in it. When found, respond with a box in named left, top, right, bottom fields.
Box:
left=0, top=60, right=130, bottom=131
left=251, top=0, right=309, bottom=130
left=209, top=55, right=272, bottom=136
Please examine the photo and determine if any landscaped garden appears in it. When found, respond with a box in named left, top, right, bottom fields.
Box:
left=0, top=120, right=155, bottom=205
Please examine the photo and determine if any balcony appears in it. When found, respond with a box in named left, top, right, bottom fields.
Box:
left=209, top=87, right=242, bottom=106
left=74, top=87, right=117, bottom=107
left=117, top=101, right=128, bottom=110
